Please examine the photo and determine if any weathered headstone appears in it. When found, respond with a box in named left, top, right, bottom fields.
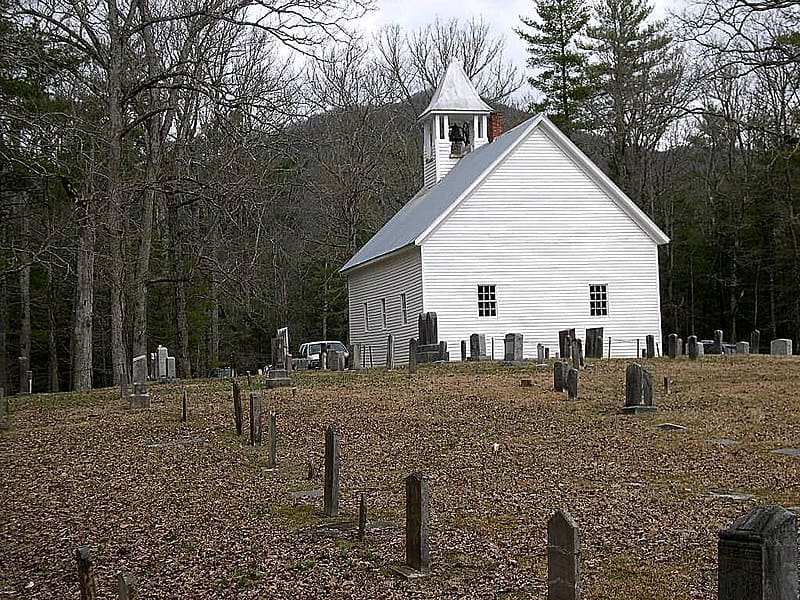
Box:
left=554, top=361, right=568, bottom=393
left=736, top=341, right=750, bottom=355
left=129, top=355, right=150, bottom=409
left=714, top=329, right=724, bottom=354
left=166, top=356, right=176, bottom=380
left=503, top=333, right=524, bottom=366
left=267, top=411, right=277, bottom=469
left=75, top=547, right=97, bottom=600
left=358, top=492, right=368, bottom=542
left=585, top=327, right=604, bottom=359
left=537, top=343, right=546, bottom=364
left=559, top=329, right=576, bottom=359
left=324, top=426, right=340, bottom=517
left=570, top=340, right=584, bottom=370
left=469, top=333, right=489, bottom=361
left=566, top=368, right=579, bottom=400
left=349, top=343, right=362, bottom=370
left=460, top=340, right=467, bottom=362
left=181, top=390, right=188, bottom=422
left=770, top=339, right=793, bottom=356
left=667, top=334, right=678, bottom=359
left=622, top=363, right=656, bottom=414
left=677, top=338, right=683, bottom=357
left=249, top=392, right=262, bottom=446
left=663, top=376, right=671, bottom=395
left=718, top=505, right=797, bottom=600
left=157, top=345, right=168, bottom=380
left=645, top=334, right=656, bottom=359
left=117, top=572, right=136, bottom=600
left=687, top=335, right=701, bottom=360
left=386, top=334, right=395, bottom=369
left=438, top=341, right=448, bottom=361
left=409, top=339, right=418, bottom=374
left=414, top=312, right=447, bottom=363
left=232, top=380, right=243, bottom=435
left=405, top=472, right=430, bottom=573
left=547, top=509, right=580, bottom=600
left=751, top=329, right=761, bottom=354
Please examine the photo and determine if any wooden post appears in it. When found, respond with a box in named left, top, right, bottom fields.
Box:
left=324, top=425, right=340, bottom=517
left=181, top=390, right=188, bottom=423
left=232, top=380, right=243, bottom=435
left=118, top=572, right=137, bottom=600
left=75, top=547, right=97, bottom=600
left=406, top=472, right=430, bottom=573
left=249, top=392, right=262, bottom=446
left=267, top=411, right=277, bottom=468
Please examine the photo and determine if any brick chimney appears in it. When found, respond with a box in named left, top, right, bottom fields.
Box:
left=488, top=113, right=505, bottom=142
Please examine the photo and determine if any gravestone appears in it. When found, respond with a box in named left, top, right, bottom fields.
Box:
left=770, top=339, right=792, bottom=356
left=386, top=334, right=395, bottom=369
left=718, top=505, right=797, bottom=600
left=736, top=341, right=750, bottom=355
left=537, top=343, right=546, bottom=364
left=157, top=345, right=168, bottom=380
left=349, top=343, right=362, bottom=370
left=645, top=334, right=655, bottom=359
left=566, top=368, right=579, bottom=401
left=677, top=338, right=683, bottom=357
left=559, top=329, right=576, bottom=359
left=128, top=355, right=150, bottom=409
left=570, top=340, right=584, bottom=370
left=460, top=340, right=467, bottom=362
left=667, top=334, right=679, bottom=359
left=503, top=333, right=524, bottom=366
left=622, top=363, right=656, bottom=414
left=714, top=329, right=724, bottom=354
left=149, top=352, right=157, bottom=379
left=554, top=362, right=568, bottom=393
left=751, top=329, right=761, bottom=354
left=25, top=370, right=32, bottom=394
left=547, top=509, right=580, bottom=600
left=409, top=339, right=418, bottom=374
left=249, top=392, right=262, bottom=446
left=324, top=426, right=340, bottom=517
left=232, top=380, right=243, bottom=435
left=415, top=312, right=448, bottom=363
left=181, top=391, right=188, bottom=422
left=267, top=411, right=277, bottom=469
left=687, top=335, right=701, bottom=360
left=585, top=327, right=604, bottom=359
left=469, top=333, right=489, bottom=361
left=117, top=572, right=136, bottom=600
left=75, top=547, right=97, bottom=600
left=166, top=356, right=176, bottom=380
left=406, top=472, right=430, bottom=573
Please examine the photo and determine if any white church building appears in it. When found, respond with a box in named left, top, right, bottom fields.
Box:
left=339, top=60, right=669, bottom=363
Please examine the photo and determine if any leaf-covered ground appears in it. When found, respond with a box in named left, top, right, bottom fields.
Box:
left=1, top=355, right=799, bottom=599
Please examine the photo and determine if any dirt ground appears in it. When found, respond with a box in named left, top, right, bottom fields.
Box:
left=1, top=355, right=799, bottom=599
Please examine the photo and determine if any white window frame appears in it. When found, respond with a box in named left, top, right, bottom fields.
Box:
left=477, top=284, right=497, bottom=318
left=400, top=293, right=407, bottom=325
left=363, top=302, right=370, bottom=331
left=589, top=284, right=609, bottom=316
left=381, top=298, right=387, bottom=329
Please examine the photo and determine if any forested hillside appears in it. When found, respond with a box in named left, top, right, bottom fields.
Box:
left=1, top=0, right=798, bottom=392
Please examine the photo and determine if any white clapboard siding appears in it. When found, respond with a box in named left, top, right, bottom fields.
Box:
left=347, top=247, right=423, bottom=366
left=421, top=127, right=662, bottom=359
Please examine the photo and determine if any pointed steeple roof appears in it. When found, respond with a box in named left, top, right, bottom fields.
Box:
left=418, top=59, right=493, bottom=121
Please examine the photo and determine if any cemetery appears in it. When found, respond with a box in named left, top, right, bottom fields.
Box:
left=1, top=347, right=799, bottom=599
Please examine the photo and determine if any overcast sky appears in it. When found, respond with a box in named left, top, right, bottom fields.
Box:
left=358, top=0, right=682, bottom=75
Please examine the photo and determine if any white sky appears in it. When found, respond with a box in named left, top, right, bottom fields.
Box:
left=358, top=0, right=682, bottom=76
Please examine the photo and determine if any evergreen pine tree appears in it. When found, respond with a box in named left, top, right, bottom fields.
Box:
left=516, top=0, right=591, bottom=133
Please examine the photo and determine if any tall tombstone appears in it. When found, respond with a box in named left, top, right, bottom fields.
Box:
left=277, top=326, right=289, bottom=368
left=547, top=509, right=580, bottom=600
left=718, top=505, right=797, bottom=600
left=667, top=334, right=678, bottom=359
left=537, top=343, right=546, bottom=364
left=349, top=343, right=362, bottom=371
left=585, top=328, right=604, bottom=359
left=129, top=355, right=150, bottom=409
left=751, top=329, right=761, bottom=354
left=324, top=426, right=341, bottom=517
left=232, top=380, right=243, bottom=435
left=554, top=361, right=568, bottom=393
left=770, top=339, right=793, bottom=356
left=736, top=341, right=750, bottom=355
left=166, top=356, right=176, bottom=380
left=417, top=312, right=438, bottom=346
left=405, top=472, right=430, bottom=573
left=566, top=368, right=579, bottom=401
left=714, top=329, right=724, bottom=354
left=570, top=340, right=583, bottom=371
left=687, top=335, right=701, bottom=360
left=408, top=339, right=418, bottom=374
left=622, top=363, right=655, bottom=413
left=249, top=392, right=262, bottom=446
left=386, top=334, right=395, bottom=369
left=645, top=334, right=655, bottom=359
left=460, top=340, right=467, bottom=362
left=157, top=345, right=168, bottom=380
left=470, top=333, right=487, bottom=360
left=438, top=341, right=448, bottom=361
left=503, top=333, right=524, bottom=366
left=267, top=411, right=277, bottom=469
left=677, top=338, right=683, bottom=357
left=558, top=329, right=575, bottom=359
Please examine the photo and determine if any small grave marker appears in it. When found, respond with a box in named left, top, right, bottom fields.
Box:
left=585, top=327, right=603, bottom=359
left=405, top=472, right=430, bottom=573
left=736, top=341, right=750, bottom=355
left=537, top=343, right=546, bottom=364
left=566, top=368, right=579, bottom=400
left=409, top=339, right=418, bottom=374
left=117, top=572, right=136, bottom=600
left=520, top=378, right=532, bottom=387
left=553, top=362, right=567, bottom=392
left=460, top=340, right=467, bottom=362
left=469, top=333, right=489, bottom=361
left=547, top=509, right=580, bottom=600
left=75, top=547, right=97, bottom=600
left=667, top=334, right=678, bottom=359
left=770, top=339, right=793, bottom=356
left=386, top=334, right=395, bottom=369
left=324, top=426, right=340, bottom=517
left=646, top=334, right=655, bottom=358
left=267, top=411, right=278, bottom=468
left=249, top=392, right=262, bottom=446
left=503, top=333, right=524, bottom=366
left=714, top=329, right=724, bottom=354
left=622, top=363, right=656, bottom=414
left=687, top=335, right=701, bottom=360
left=232, top=380, right=243, bottom=435
left=129, top=355, right=150, bottom=409
left=181, top=390, right=188, bottom=422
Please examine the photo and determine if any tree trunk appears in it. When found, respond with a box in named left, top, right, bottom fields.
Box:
left=169, top=204, right=191, bottom=378
left=18, top=196, right=31, bottom=390
left=0, top=276, right=7, bottom=394
left=73, top=197, right=95, bottom=392
left=209, top=272, right=219, bottom=369
left=47, top=266, right=60, bottom=392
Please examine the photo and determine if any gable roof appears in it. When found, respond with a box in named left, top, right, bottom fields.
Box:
left=418, top=60, right=493, bottom=121
left=339, top=114, right=670, bottom=274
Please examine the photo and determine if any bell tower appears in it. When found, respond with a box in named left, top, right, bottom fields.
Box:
left=419, top=59, right=493, bottom=188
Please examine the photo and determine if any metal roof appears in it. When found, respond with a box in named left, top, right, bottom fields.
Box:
left=339, top=114, right=670, bottom=274
left=418, top=59, right=493, bottom=121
